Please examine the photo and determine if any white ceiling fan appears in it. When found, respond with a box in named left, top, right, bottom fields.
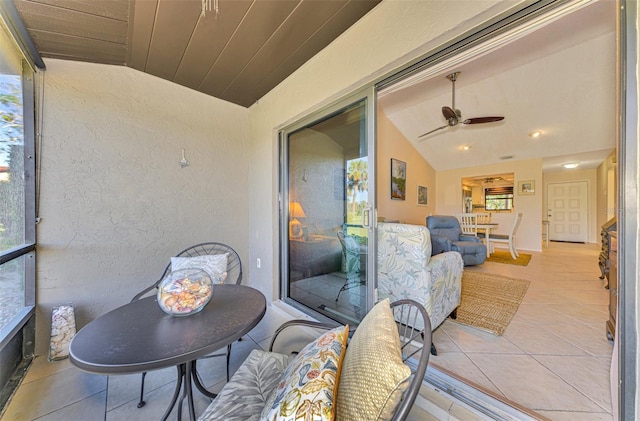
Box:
left=418, top=72, right=505, bottom=139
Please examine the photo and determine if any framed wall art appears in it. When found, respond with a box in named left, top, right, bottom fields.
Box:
left=417, top=185, right=428, bottom=206
left=518, top=180, right=535, bottom=195
left=390, top=158, right=406, bottom=200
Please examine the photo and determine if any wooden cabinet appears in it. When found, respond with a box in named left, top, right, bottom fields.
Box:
left=606, top=231, right=617, bottom=341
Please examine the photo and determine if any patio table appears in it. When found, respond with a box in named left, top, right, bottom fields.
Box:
left=69, top=284, right=266, bottom=420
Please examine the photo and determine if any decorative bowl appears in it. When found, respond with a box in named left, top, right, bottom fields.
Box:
left=157, top=268, right=213, bottom=316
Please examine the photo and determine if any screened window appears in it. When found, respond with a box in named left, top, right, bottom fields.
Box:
left=484, top=186, right=513, bottom=211
left=0, top=14, right=36, bottom=338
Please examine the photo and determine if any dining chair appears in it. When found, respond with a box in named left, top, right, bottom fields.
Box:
left=131, top=242, right=243, bottom=408
left=488, top=213, right=523, bottom=259
left=457, top=213, right=478, bottom=236
left=474, top=212, right=492, bottom=241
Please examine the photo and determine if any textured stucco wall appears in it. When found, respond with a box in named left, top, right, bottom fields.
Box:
left=36, top=59, right=249, bottom=354
left=248, top=0, right=530, bottom=301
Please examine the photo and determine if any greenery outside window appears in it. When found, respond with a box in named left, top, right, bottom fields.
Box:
left=485, top=186, right=513, bottom=211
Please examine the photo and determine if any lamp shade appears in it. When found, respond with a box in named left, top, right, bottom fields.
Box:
left=289, top=201, right=306, bottom=218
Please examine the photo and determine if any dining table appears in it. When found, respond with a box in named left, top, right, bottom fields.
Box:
left=477, top=222, right=499, bottom=256
left=69, top=284, right=266, bottom=421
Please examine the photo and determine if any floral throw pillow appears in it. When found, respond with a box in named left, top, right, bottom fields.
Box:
left=170, top=254, right=228, bottom=284
left=260, top=325, right=349, bottom=421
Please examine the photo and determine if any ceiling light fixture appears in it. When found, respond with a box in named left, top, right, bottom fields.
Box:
left=528, top=130, right=542, bottom=138
left=462, top=145, right=472, bottom=151
left=201, top=0, right=219, bottom=18
left=563, top=163, right=579, bottom=169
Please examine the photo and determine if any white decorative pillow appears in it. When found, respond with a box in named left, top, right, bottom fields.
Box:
left=170, top=254, right=229, bottom=284
left=260, top=324, right=349, bottom=421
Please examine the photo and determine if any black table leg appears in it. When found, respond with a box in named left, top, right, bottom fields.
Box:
left=185, top=361, right=197, bottom=420
left=158, top=360, right=216, bottom=421
left=161, top=365, right=184, bottom=421
left=191, top=359, right=217, bottom=399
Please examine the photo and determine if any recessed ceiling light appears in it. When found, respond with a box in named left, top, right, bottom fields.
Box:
left=529, top=130, right=542, bottom=138
left=462, top=145, right=472, bottom=151
left=563, top=163, right=579, bottom=169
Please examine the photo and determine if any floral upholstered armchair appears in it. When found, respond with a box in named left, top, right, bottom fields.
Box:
left=377, top=223, right=463, bottom=353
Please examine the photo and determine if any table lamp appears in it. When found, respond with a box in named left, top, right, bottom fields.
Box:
left=289, top=201, right=306, bottom=239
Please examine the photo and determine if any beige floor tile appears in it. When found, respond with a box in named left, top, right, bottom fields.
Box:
left=432, top=326, right=462, bottom=353
left=539, top=322, right=614, bottom=358
left=245, top=305, right=294, bottom=344
left=2, top=365, right=107, bottom=421
left=441, top=321, right=523, bottom=354
left=21, top=356, right=73, bottom=384
left=468, top=353, right=603, bottom=412
left=106, top=366, right=176, bottom=411
left=106, top=379, right=211, bottom=421
left=516, top=303, right=572, bottom=324
left=559, top=302, right=609, bottom=325
left=503, top=322, right=588, bottom=356
left=534, top=355, right=613, bottom=412
left=430, top=355, right=503, bottom=396
left=35, top=391, right=107, bottom=421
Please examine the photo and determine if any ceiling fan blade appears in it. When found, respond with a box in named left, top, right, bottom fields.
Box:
left=462, top=116, right=504, bottom=125
left=418, top=124, right=449, bottom=138
left=442, top=106, right=458, bottom=120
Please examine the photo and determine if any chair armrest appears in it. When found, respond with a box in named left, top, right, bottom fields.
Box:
left=430, top=234, right=453, bottom=254
left=268, top=320, right=345, bottom=352
left=459, top=234, right=482, bottom=243
left=130, top=283, right=159, bottom=302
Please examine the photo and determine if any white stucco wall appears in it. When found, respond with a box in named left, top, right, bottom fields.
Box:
left=36, top=59, right=249, bottom=354
left=247, top=0, right=530, bottom=302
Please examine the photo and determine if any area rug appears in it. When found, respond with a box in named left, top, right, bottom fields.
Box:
left=486, top=250, right=532, bottom=266
left=454, top=271, right=530, bottom=335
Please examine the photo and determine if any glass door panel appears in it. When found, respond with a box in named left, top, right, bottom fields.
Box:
left=282, top=92, right=374, bottom=325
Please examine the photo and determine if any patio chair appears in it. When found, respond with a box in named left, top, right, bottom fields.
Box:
left=131, top=242, right=242, bottom=408
left=197, top=298, right=431, bottom=421
left=335, top=231, right=364, bottom=301
left=488, top=212, right=523, bottom=259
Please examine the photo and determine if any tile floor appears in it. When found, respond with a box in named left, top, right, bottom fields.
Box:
left=1, top=241, right=611, bottom=420
left=430, top=241, right=613, bottom=420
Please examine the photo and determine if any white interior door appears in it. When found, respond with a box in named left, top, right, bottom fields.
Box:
left=546, top=181, right=589, bottom=242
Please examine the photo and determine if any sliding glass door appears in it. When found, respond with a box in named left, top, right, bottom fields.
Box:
left=280, top=88, right=375, bottom=325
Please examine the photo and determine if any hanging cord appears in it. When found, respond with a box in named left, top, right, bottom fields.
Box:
left=35, top=70, right=45, bottom=224
left=201, top=0, right=219, bottom=18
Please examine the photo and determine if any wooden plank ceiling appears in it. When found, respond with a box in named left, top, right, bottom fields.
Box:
left=13, top=0, right=381, bottom=107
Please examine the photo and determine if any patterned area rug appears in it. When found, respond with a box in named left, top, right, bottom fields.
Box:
left=486, top=250, right=532, bottom=266
left=454, top=271, right=530, bottom=335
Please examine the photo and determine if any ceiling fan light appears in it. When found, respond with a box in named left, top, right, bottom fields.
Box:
left=563, top=162, right=579, bottom=169
left=529, top=130, right=542, bottom=138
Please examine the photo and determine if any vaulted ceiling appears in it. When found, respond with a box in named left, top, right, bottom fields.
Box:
left=13, top=0, right=381, bottom=107
left=378, top=0, right=616, bottom=173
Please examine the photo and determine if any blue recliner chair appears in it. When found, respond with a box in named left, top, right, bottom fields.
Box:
left=426, top=215, right=487, bottom=266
